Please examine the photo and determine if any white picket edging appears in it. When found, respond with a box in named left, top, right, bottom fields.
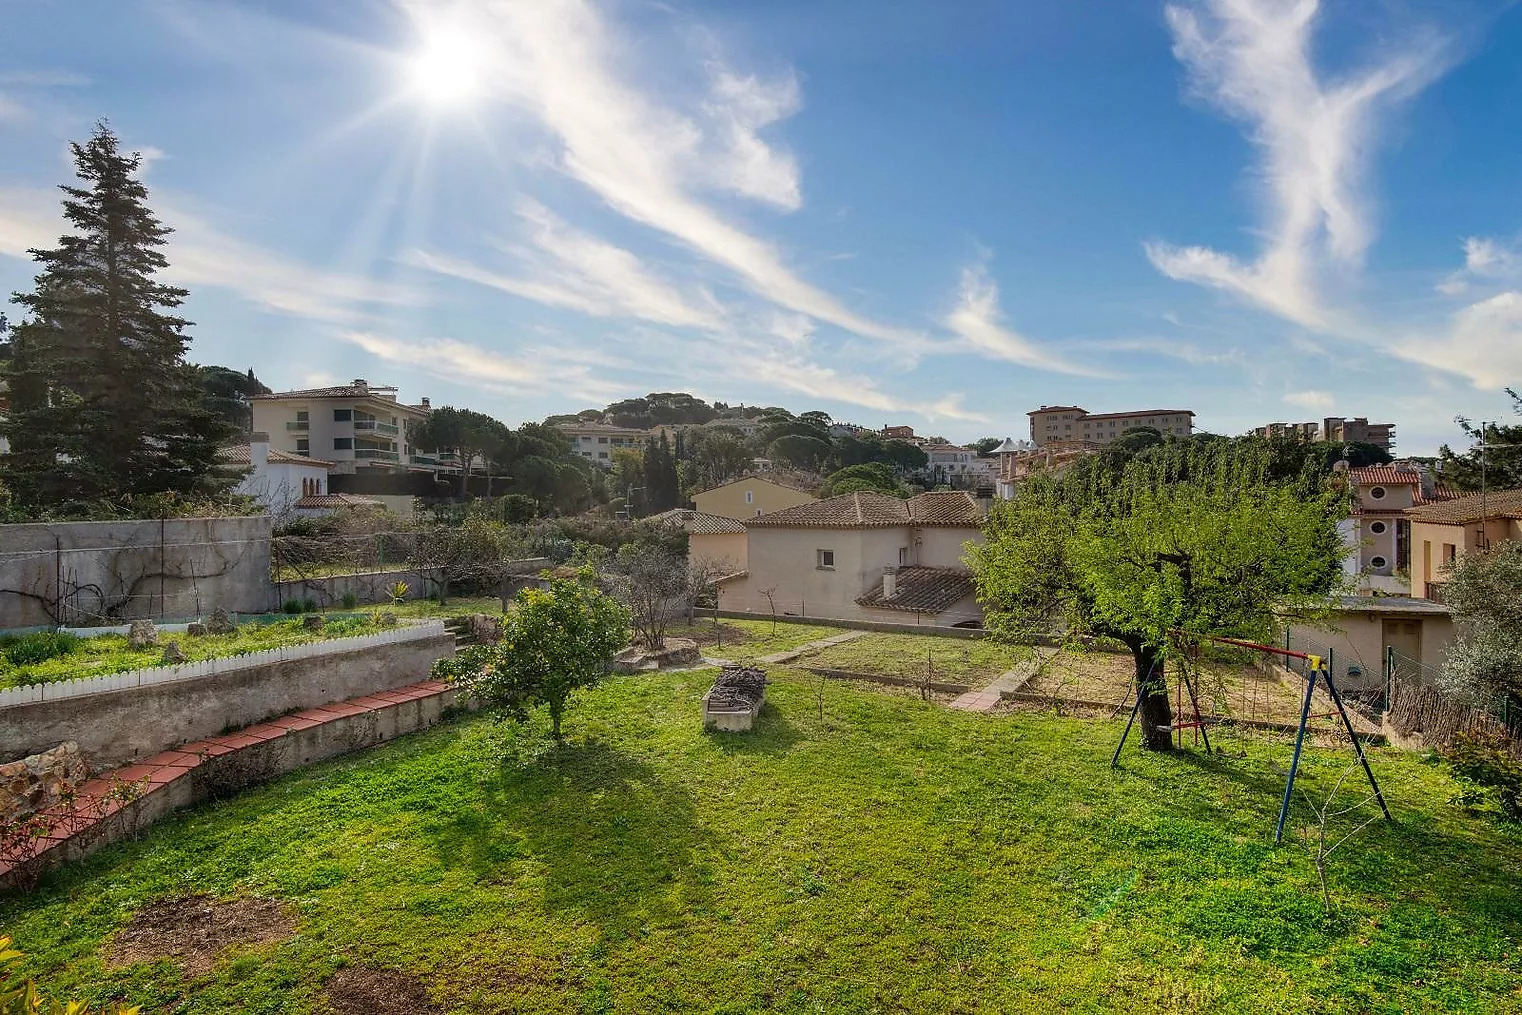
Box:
left=0, top=620, right=447, bottom=709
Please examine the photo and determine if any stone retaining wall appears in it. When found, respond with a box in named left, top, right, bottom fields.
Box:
left=0, top=743, right=87, bottom=823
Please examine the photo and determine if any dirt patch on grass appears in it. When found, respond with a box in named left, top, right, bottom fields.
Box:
left=327, top=965, right=440, bottom=1015
left=667, top=620, right=752, bottom=648
left=105, top=895, right=295, bottom=975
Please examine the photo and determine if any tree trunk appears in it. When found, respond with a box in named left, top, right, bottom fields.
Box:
left=1129, top=638, right=1174, bottom=751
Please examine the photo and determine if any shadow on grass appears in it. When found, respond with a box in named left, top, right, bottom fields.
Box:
left=424, top=738, right=715, bottom=938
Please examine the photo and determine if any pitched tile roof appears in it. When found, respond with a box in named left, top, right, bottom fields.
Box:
left=1348, top=466, right=1423, bottom=486
left=1407, top=488, right=1522, bottom=525
left=701, top=472, right=819, bottom=495
left=293, top=493, right=384, bottom=509
left=746, top=490, right=983, bottom=529
left=856, top=567, right=976, bottom=614
left=645, top=508, right=746, bottom=535
left=220, top=444, right=335, bottom=468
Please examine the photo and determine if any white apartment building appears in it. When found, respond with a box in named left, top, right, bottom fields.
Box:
left=249, top=379, right=434, bottom=474
left=924, top=445, right=997, bottom=490
left=1027, top=405, right=1195, bottom=447
left=556, top=422, right=649, bottom=466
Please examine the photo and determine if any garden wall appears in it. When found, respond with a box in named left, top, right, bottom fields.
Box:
left=0, top=623, right=454, bottom=768
left=0, top=516, right=273, bottom=628
left=272, top=567, right=434, bottom=609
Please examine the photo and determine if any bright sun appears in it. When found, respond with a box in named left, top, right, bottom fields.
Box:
left=409, top=26, right=485, bottom=106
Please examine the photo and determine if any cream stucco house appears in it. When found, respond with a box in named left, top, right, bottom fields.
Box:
left=1336, top=463, right=1453, bottom=594
left=647, top=508, right=749, bottom=572
left=1407, top=487, right=1522, bottom=601
left=692, top=474, right=817, bottom=520
left=719, top=490, right=987, bottom=627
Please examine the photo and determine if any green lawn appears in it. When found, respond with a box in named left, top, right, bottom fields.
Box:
left=0, top=616, right=387, bottom=689
left=666, top=617, right=845, bottom=659
left=802, top=631, right=1032, bottom=687
left=3, top=669, right=1520, bottom=1013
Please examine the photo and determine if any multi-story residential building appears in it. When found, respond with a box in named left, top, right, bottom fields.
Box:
left=692, top=474, right=817, bottom=520
left=1336, top=463, right=1454, bottom=594
left=924, top=445, right=996, bottom=490
left=881, top=425, right=917, bottom=440
left=1407, top=487, right=1522, bottom=601
left=718, top=490, right=987, bottom=626
left=1027, top=406, right=1194, bottom=447
left=249, top=380, right=434, bottom=475
left=556, top=422, right=648, bottom=466
left=1251, top=417, right=1397, bottom=452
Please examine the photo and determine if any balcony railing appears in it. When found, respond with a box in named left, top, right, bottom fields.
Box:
left=408, top=454, right=438, bottom=465
left=353, top=449, right=400, bottom=462
left=353, top=420, right=400, bottom=435
left=1425, top=581, right=1448, bottom=604
left=285, top=420, right=309, bottom=431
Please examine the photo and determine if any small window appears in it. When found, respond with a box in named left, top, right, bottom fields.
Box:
left=1369, top=486, right=1387, bottom=500
left=333, top=408, right=352, bottom=422
left=1371, top=555, right=1388, bottom=569
left=816, top=549, right=835, bottom=569
left=333, top=438, right=353, bottom=450
left=598, top=452, right=608, bottom=459
left=295, top=410, right=308, bottom=422
left=1444, top=543, right=1457, bottom=563
left=745, top=490, right=754, bottom=504
left=1369, top=521, right=1388, bottom=535
left=597, top=437, right=608, bottom=444
left=899, top=547, right=909, bottom=565
left=295, top=438, right=310, bottom=453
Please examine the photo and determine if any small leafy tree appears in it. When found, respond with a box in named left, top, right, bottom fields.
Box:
left=1, top=934, right=141, bottom=1013
left=433, top=571, right=630, bottom=740
left=1438, top=540, right=1522, bottom=709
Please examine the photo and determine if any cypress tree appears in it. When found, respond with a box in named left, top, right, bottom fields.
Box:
left=2, top=122, right=232, bottom=508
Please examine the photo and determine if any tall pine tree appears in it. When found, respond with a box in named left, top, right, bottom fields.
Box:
left=2, top=122, right=231, bottom=508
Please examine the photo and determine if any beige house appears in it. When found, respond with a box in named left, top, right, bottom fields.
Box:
left=1282, top=597, right=1454, bottom=693
left=249, top=380, right=434, bottom=475
left=647, top=509, right=749, bottom=571
left=1407, top=488, right=1522, bottom=601
left=1028, top=405, right=1194, bottom=447
left=720, top=491, right=987, bottom=626
left=1336, top=463, right=1453, bottom=594
left=693, top=475, right=816, bottom=520
left=555, top=422, right=648, bottom=467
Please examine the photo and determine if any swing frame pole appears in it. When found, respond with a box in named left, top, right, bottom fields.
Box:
left=1275, top=661, right=1319, bottom=843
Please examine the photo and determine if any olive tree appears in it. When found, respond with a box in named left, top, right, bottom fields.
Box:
left=971, top=441, right=1345, bottom=750
left=433, top=570, right=630, bottom=740
left=1439, top=540, right=1522, bottom=707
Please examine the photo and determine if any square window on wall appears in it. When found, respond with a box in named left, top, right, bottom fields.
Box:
left=333, top=408, right=352, bottom=422
left=816, top=549, right=835, bottom=569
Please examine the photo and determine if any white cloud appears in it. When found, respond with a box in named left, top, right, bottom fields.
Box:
left=399, top=0, right=917, bottom=347
left=337, top=330, right=626, bottom=404
left=1437, top=236, right=1519, bottom=294
left=0, top=186, right=418, bottom=323
left=410, top=199, right=723, bottom=329
left=944, top=262, right=1098, bottom=375
left=1283, top=389, right=1335, bottom=410
left=1147, top=0, right=1444, bottom=327
left=1092, top=336, right=1243, bottom=366
left=1395, top=291, right=1522, bottom=389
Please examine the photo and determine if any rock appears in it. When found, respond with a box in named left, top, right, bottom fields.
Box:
left=468, top=613, right=503, bottom=645
left=187, top=622, right=207, bottom=637
left=377, top=611, right=398, bottom=627
left=161, top=640, right=186, bottom=665
left=205, top=607, right=235, bottom=636
left=302, top=614, right=326, bottom=632
left=127, top=619, right=158, bottom=650
left=0, top=742, right=89, bottom=823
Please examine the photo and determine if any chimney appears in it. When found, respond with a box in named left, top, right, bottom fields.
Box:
left=353, top=378, right=368, bottom=391
left=882, top=567, right=898, bottom=599
left=420, top=397, right=431, bottom=410
left=249, top=431, right=270, bottom=469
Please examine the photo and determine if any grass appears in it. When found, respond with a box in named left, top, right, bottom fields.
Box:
left=666, top=617, right=845, bottom=659
left=803, top=631, right=1032, bottom=687
left=272, top=563, right=414, bottom=583
left=0, top=616, right=386, bottom=689
left=3, top=667, right=1520, bottom=1013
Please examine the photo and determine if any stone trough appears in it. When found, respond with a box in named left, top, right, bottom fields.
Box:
left=702, top=665, right=767, bottom=732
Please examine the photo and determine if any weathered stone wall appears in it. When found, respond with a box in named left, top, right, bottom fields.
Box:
left=0, top=632, right=455, bottom=769
left=271, top=567, right=434, bottom=609
left=0, top=742, right=88, bottom=822
left=0, top=516, right=273, bottom=628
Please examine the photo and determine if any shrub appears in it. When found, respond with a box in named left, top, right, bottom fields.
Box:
left=2, top=631, right=80, bottom=667
left=303, top=598, right=318, bottom=613
left=1446, top=730, right=1522, bottom=821
left=341, top=592, right=359, bottom=610
left=282, top=599, right=304, bottom=615
left=0, top=934, right=141, bottom=1013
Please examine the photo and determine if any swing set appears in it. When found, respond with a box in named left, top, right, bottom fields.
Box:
left=1111, top=632, right=1392, bottom=842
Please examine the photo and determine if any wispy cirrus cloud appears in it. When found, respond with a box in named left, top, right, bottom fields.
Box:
left=1145, top=0, right=1446, bottom=328
left=944, top=261, right=1099, bottom=376
left=0, top=186, right=418, bottom=323
left=1089, top=336, right=1244, bottom=367
left=1283, top=389, right=1335, bottom=410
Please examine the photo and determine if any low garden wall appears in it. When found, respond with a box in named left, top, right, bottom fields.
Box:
left=0, top=623, right=455, bottom=768
left=272, top=567, right=435, bottom=609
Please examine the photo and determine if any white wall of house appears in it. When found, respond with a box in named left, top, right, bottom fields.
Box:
left=233, top=443, right=330, bottom=520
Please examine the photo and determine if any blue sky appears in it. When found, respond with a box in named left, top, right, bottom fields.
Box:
left=2, top=0, right=1521, bottom=453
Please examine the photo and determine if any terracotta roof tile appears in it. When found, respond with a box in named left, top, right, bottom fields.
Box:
left=746, top=490, right=984, bottom=529
left=645, top=509, right=747, bottom=535
left=856, top=567, right=976, bottom=614
left=293, top=493, right=384, bottom=509
left=220, top=444, right=335, bottom=468
left=1348, top=466, right=1423, bottom=486
left=1407, top=488, right=1522, bottom=524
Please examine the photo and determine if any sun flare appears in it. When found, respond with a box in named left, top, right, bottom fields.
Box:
left=408, top=25, right=485, bottom=106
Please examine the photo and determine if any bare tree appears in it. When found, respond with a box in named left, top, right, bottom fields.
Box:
left=759, top=586, right=780, bottom=637
left=1299, top=762, right=1383, bottom=916
left=605, top=541, right=690, bottom=651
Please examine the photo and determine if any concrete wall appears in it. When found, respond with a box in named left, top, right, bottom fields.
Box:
left=915, top=526, right=983, bottom=568
left=272, top=567, right=434, bottom=609
left=0, top=516, right=273, bottom=628
left=694, top=478, right=815, bottom=520
left=689, top=531, right=747, bottom=572
left=1283, top=608, right=1455, bottom=691
left=0, top=630, right=454, bottom=769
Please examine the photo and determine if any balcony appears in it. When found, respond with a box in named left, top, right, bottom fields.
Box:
left=409, top=454, right=438, bottom=465
left=1425, top=581, right=1448, bottom=604
left=353, top=420, right=400, bottom=435
left=285, top=420, right=309, bottom=431
left=353, top=449, right=400, bottom=462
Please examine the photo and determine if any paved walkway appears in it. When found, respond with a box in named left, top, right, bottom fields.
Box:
left=947, top=648, right=1056, bottom=712
left=757, top=629, right=868, bottom=665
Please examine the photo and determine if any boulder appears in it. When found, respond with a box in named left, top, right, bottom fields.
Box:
left=468, top=613, right=503, bottom=645
left=127, top=619, right=158, bottom=650
left=302, top=614, right=326, bottom=632
left=0, top=742, right=89, bottom=822
left=186, top=622, right=208, bottom=637
left=205, top=607, right=235, bottom=635
left=377, top=611, right=398, bottom=627
left=161, top=640, right=186, bottom=665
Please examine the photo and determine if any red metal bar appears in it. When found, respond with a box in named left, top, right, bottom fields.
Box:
left=1205, top=635, right=1312, bottom=662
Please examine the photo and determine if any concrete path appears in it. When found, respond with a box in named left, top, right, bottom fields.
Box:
left=947, top=647, right=1056, bottom=713
left=757, top=629, right=868, bottom=665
